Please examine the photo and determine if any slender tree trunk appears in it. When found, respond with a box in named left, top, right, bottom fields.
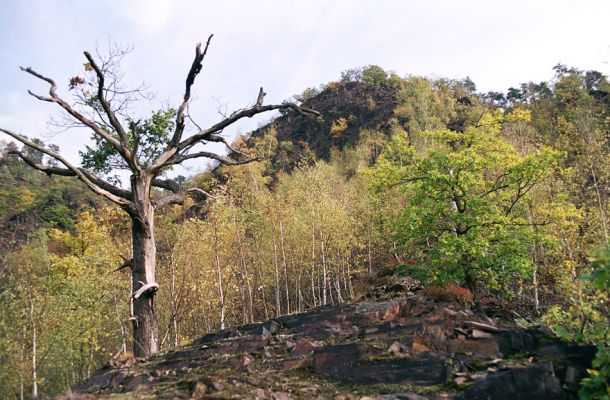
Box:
left=527, top=206, right=540, bottom=314
left=130, top=176, right=159, bottom=357
left=19, top=328, right=25, bottom=400
left=310, top=223, right=317, bottom=307
left=347, top=260, right=354, bottom=299
left=272, top=234, right=282, bottom=316
left=297, top=270, right=303, bottom=311
left=279, top=221, right=290, bottom=314
left=170, top=255, right=179, bottom=348
left=319, top=229, right=328, bottom=305
left=29, top=295, right=37, bottom=400
left=367, top=240, right=373, bottom=274
left=212, top=223, right=226, bottom=330
left=242, top=255, right=255, bottom=324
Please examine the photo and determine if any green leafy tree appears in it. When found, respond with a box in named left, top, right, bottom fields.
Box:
left=372, top=112, right=561, bottom=292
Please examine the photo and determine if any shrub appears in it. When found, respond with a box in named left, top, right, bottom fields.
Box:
left=421, top=284, right=473, bottom=305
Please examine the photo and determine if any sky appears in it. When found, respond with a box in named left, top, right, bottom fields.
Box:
left=0, top=0, right=609, bottom=177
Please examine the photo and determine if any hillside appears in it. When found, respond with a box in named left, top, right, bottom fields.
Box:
left=1, top=65, right=609, bottom=399
left=247, top=81, right=399, bottom=167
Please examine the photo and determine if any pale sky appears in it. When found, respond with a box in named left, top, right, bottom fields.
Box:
left=1, top=0, right=609, bottom=177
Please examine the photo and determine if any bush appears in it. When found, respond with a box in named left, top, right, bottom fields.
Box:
left=421, top=284, right=473, bottom=306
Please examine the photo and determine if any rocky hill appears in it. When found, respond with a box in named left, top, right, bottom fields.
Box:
left=247, top=81, right=399, bottom=169
left=64, top=288, right=594, bottom=400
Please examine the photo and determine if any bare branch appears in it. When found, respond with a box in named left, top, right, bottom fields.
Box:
left=173, top=35, right=214, bottom=147
left=112, top=256, right=132, bottom=273
left=154, top=192, right=186, bottom=208
left=255, top=87, right=266, bottom=107
left=152, top=178, right=182, bottom=193
left=133, top=282, right=159, bottom=299
left=19, top=66, right=134, bottom=167
left=11, top=147, right=133, bottom=200
left=207, top=134, right=250, bottom=157
left=187, top=187, right=218, bottom=199
left=177, top=102, right=320, bottom=153
left=155, top=185, right=220, bottom=208
left=1, top=127, right=132, bottom=207
left=166, top=150, right=259, bottom=167
left=83, top=51, right=134, bottom=165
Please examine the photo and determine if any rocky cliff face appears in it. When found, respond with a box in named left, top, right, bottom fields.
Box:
left=64, top=292, right=594, bottom=399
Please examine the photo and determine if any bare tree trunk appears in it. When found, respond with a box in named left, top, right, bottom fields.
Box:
left=367, top=240, right=373, bottom=274
left=272, top=234, right=282, bottom=316
left=297, top=270, right=303, bottom=312
left=279, top=221, right=290, bottom=314
left=170, top=255, right=179, bottom=348
left=240, top=247, right=254, bottom=323
left=212, top=223, right=226, bottom=330
left=319, top=229, right=328, bottom=305
left=130, top=211, right=158, bottom=356
left=310, top=223, right=317, bottom=307
left=29, top=296, right=38, bottom=400
left=20, top=327, right=25, bottom=400
left=347, top=259, right=354, bottom=299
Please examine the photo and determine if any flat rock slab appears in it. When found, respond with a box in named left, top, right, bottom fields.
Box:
left=454, top=363, right=571, bottom=400
left=312, top=344, right=446, bottom=385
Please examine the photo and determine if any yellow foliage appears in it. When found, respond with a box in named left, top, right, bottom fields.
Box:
left=330, top=117, right=348, bottom=136
left=506, top=108, right=532, bottom=123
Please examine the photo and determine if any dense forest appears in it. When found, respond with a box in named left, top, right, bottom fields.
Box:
left=0, top=64, right=609, bottom=399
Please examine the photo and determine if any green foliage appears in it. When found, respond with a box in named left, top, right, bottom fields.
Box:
left=371, top=112, right=561, bottom=292
left=340, top=65, right=392, bottom=87
left=80, top=108, right=176, bottom=173
left=543, top=245, right=610, bottom=400
left=2, top=64, right=610, bottom=396
left=579, top=343, right=610, bottom=400
left=0, top=212, right=128, bottom=398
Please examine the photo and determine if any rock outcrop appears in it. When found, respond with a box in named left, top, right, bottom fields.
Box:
left=64, top=294, right=594, bottom=399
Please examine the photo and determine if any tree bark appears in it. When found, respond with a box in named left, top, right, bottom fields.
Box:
left=130, top=176, right=159, bottom=358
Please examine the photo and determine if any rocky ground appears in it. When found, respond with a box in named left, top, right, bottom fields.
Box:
left=63, top=291, right=595, bottom=400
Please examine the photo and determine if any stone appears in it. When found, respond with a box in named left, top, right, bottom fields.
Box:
left=454, top=376, right=469, bottom=385
left=382, top=301, right=401, bottom=321
left=123, top=374, right=151, bottom=391
left=388, top=341, right=409, bottom=357
left=239, top=335, right=270, bottom=353
left=411, top=339, right=429, bottom=353
left=255, top=388, right=269, bottom=400
left=471, top=329, right=494, bottom=339
left=448, top=337, right=501, bottom=359
left=282, top=357, right=308, bottom=370
left=454, top=363, right=570, bottom=400
left=463, top=320, right=504, bottom=332
left=292, top=339, right=323, bottom=355
left=262, top=320, right=280, bottom=338
left=377, top=394, right=429, bottom=400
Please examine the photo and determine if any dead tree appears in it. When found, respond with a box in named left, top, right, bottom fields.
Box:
left=0, top=35, right=319, bottom=357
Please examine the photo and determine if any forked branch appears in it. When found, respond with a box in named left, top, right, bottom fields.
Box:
left=20, top=66, right=134, bottom=167
left=0, top=127, right=132, bottom=207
